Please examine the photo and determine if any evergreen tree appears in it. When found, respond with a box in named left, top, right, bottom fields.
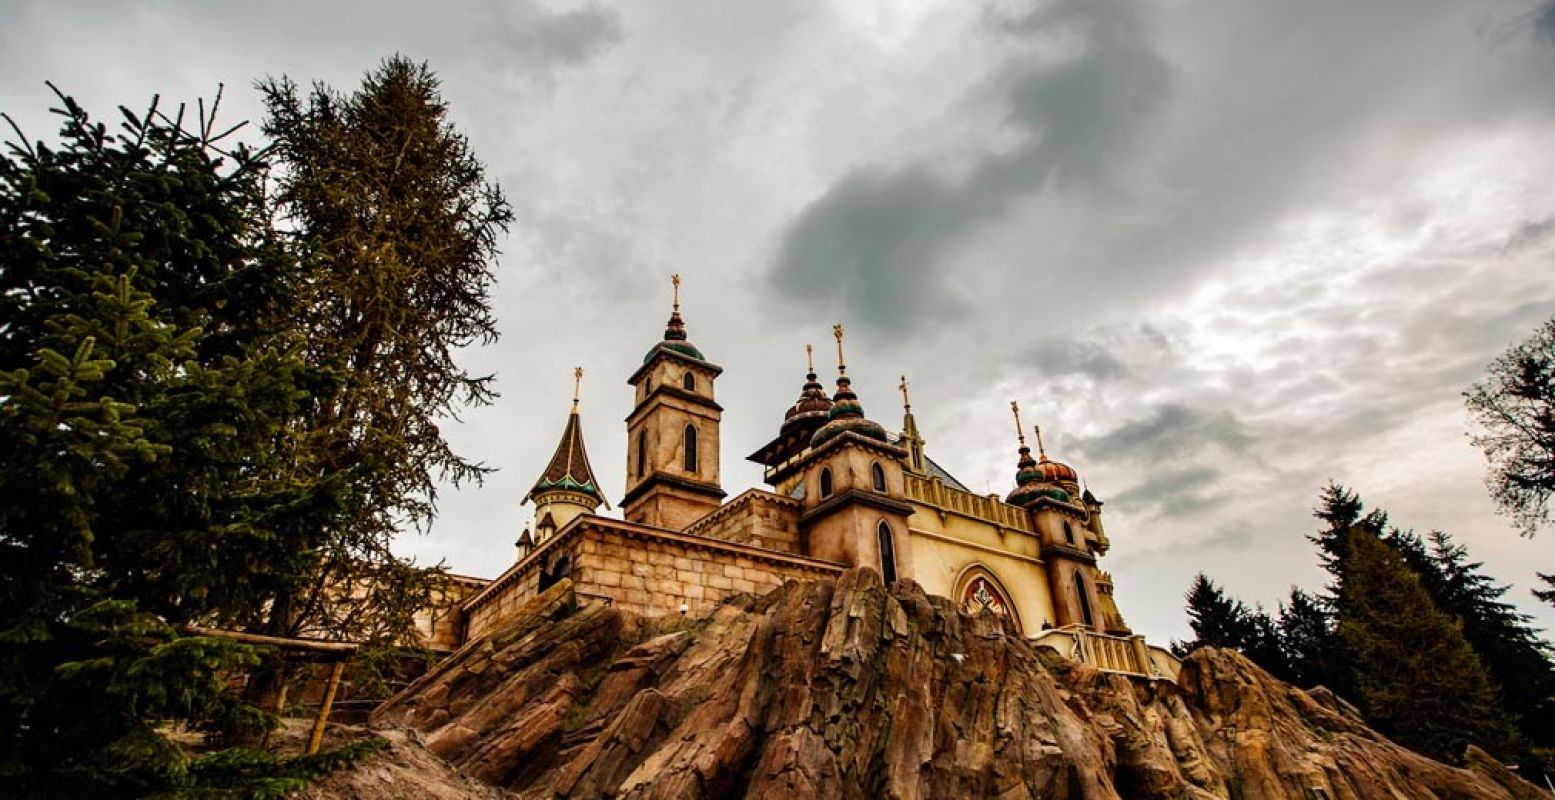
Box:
left=1537, top=573, right=1555, bottom=608
left=1336, top=527, right=1516, bottom=762
left=1172, top=574, right=1292, bottom=681
left=250, top=57, right=510, bottom=659
left=0, top=88, right=345, bottom=795
left=1275, top=588, right=1332, bottom=690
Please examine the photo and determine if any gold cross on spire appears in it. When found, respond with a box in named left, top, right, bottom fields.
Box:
left=805, top=344, right=814, bottom=373
left=671, top=273, right=681, bottom=312
left=832, top=324, right=846, bottom=375
left=1033, top=424, right=1047, bottom=458
left=899, top=375, right=912, bottom=411
left=1010, top=400, right=1027, bottom=448
left=572, top=366, right=584, bottom=406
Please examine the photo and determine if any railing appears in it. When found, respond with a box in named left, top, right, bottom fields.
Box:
left=904, top=474, right=1034, bottom=532
left=1031, top=625, right=1170, bottom=679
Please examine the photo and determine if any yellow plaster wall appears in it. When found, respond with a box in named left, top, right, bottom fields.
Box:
left=905, top=502, right=1057, bottom=635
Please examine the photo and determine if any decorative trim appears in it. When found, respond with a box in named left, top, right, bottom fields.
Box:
left=621, top=472, right=727, bottom=506
left=908, top=527, right=1046, bottom=566
left=1040, top=541, right=1098, bottom=565
left=628, top=346, right=724, bottom=385
left=626, top=385, right=724, bottom=422
left=800, top=488, right=915, bottom=525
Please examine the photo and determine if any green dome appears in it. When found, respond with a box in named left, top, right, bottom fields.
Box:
left=1007, top=484, right=1070, bottom=507
left=643, top=340, right=706, bottom=364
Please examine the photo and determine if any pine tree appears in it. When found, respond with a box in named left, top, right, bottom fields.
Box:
left=0, top=86, right=341, bottom=795
left=1336, top=527, right=1516, bottom=762
left=1276, top=588, right=1333, bottom=689
left=250, top=57, right=510, bottom=660
left=1172, top=574, right=1293, bottom=680
left=1537, top=573, right=1555, bottom=608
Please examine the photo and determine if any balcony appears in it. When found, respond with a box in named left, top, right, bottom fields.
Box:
left=1031, top=624, right=1179, bottom=681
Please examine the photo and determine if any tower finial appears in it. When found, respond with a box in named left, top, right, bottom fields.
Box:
left=1034, top=423, right=1047, bottom=459
left=899, top=375, right=912, bottom=412
left=671, top=273, right=681, bottom=312
left=1011, top=400, right=1028, bottom=448
left=805, top=344, right=814, bottom=374
left=572, top=366, right=583, bottom=408
left=833, top=324, right=846, bottom=375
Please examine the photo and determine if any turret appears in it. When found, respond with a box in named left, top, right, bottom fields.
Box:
left=897, top=375, right=926, bottom=475
left=522, top=368, right=606, bottom=549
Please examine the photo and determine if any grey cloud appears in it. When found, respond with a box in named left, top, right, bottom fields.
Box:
left=1537, top=1, right=1555, bottom=43
left=1072, top=403, right=1256, bottom=464
left=1504, top=216, right=1555, bottom=254
left=1109, top=465, right=1231, bottom=520
left=481, top=4, right=622, bottom=67
left=766, top=0, right=1170, bottom=339
left=1024, top=336, right=1129, bottom=382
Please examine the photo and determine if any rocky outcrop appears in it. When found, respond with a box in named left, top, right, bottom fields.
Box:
left=372, top=570, right=1546, bottom=799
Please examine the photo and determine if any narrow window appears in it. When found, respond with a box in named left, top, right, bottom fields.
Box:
left=683, top=424, right=698, bottom=473
left=1076, top=575, right=1094, bottom=628
left=1063, top=520, right=1075, bottom=545
left=819, top=467, right=833, bottom=498
left=645, top=376, right=652, bottom=392
left=682, top=372, right=695, bottom=391
left=636, top=430, right=647, bottom=477
left=871, top=462, right=887, bottom=492
left=877, top=521, right=897, bottom=584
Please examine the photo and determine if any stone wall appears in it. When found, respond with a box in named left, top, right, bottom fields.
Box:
left=461, top=514, right=843, bottom=642
left=682, top=488, right=802, bottom=554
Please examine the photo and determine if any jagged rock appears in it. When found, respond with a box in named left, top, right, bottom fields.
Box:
left=371, top=571, right=1547, bottom=799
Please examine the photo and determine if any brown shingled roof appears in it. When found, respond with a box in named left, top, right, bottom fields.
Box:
left=524, top=407, right=607, bottom=508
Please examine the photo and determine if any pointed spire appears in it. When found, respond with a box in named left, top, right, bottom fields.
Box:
left=1011, top=400, right=1036, bottom=469
left=900, top=375, right=925, bottom=471
left=664, top=273, right=687, bottom=341
left=810, top=323, right=889, bottom=446
left=525, top=369, right=608, bottom=509
left=1033, top=423, right=1048, bottom=460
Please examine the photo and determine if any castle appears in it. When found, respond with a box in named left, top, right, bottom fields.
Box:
left=425, top=277, right=1177, bottom=680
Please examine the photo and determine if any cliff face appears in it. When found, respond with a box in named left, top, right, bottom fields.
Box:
left=371, top=570, right=1545, bottom=799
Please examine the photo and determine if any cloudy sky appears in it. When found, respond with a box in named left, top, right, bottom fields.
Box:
left=6, top=0, right=1555, bottom=643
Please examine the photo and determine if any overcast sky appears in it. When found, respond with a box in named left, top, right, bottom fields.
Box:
left=6, top=0, right=1555, bottom=644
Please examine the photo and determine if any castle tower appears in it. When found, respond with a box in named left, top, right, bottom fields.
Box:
left=791, top=325, right=914, bottom=582
left=623, top=275, right=726, bottom=529
left=1005, top=403, right=1125, bottom=634
left=522, top=368, right=606, bottom=546
left=746, top=344, right=833, bottom=494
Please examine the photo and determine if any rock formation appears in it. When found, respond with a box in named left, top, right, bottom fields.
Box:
left=370, top=569, right=1546, bottom=799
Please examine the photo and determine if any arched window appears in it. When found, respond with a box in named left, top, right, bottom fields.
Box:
left=1063, top=520, right=1075, bottom=545
left=877, top=521, right=897, bottom=584
left=683, top=425, right=698, bottom=473
left=1076, top=575, right=1095, bottom=628
left=682, top=372, right=695, bottom=391
left=871, top=461, right=887, bottom=492
left=635, top=430, right=647, bottom=477
left=819, top=467, right=833, bottom=498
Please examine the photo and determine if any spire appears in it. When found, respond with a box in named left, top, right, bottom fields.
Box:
left=525, top=368, right=608, bottom=509
left=1033, top=423, right=1048, bottom=460
left=900, top=375, right=925, bottom=472
left=664, top=273, right=687, bottom=342
left=782, top=344, right=832, bottom=433
left=810, top=323, right=889, bottom=447
left=1011, top=400, right=1036, bottom=470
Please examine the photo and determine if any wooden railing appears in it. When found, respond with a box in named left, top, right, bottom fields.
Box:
left=904, top=474, right=1034, bottom=532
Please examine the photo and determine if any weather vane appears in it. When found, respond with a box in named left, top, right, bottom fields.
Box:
left=671, top=273, right=681, bottom=312
left=572, top=366, right=583, bottom=406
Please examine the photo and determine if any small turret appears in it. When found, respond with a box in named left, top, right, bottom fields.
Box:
left=898, top=375, right=926, bottom=474
left=515, top=523, right=535, bottom=560
left=523, top=368, right=606, bottom=548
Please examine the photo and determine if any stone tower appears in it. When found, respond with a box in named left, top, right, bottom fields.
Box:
left=623, top=275, right=726, bottom=529
left=523, top=367, right=607, bottom=545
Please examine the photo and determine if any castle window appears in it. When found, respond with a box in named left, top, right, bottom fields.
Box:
left=877, top=521, right=897, bottom=584
left=636, top=430, right=647, bottom=477
left=871, top=461, right=887, bottom=492
left=683, top=424, right=698, bottom=473
left=1076, top=575, right=1095, bottom=628
left=819, top=467, right=833, bottom=498
left=682, top=372, right=695, bottom=391
left=1063, top=520, right=1075, bottom=545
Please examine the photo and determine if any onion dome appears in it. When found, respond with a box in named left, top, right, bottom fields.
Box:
left=782, top=345, right=833, bottom=434
left=642, top=274, right=708, bottom=364
left=1005, top=403, right=1076, bottom=506
left=811, top=324, right=889, bottom=447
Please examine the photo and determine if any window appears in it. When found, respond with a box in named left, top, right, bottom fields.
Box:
left=644, top=376, right=652, bottom=392
left=682, top=372, right=695, bottom=391
left=871, top=462, right=887, bottom=492
left=636, top=430, right=647, bottom=477
left=1063, top=520, right=1075, bottom=545
left=877, top=521, right=897, bottom=584
left=683, top=425, right=698, bottom=473
left=819, top=467, right=833, bottom=498
left=1076, top=575, right=1094, bottom=628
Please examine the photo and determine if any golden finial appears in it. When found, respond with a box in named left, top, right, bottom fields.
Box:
left=1033, top=424, right=1047, bottom=458
left=899, top=375, right=912, bottom=412
left=1010, top=400, right=1027, bottom=448
left=832, top=324, right=846, bottom=375
left=671, top=273, right=681, bottom=312
left=572, top=366, right=583, bottom=406
left=805, top=344, right=814, bottom=373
